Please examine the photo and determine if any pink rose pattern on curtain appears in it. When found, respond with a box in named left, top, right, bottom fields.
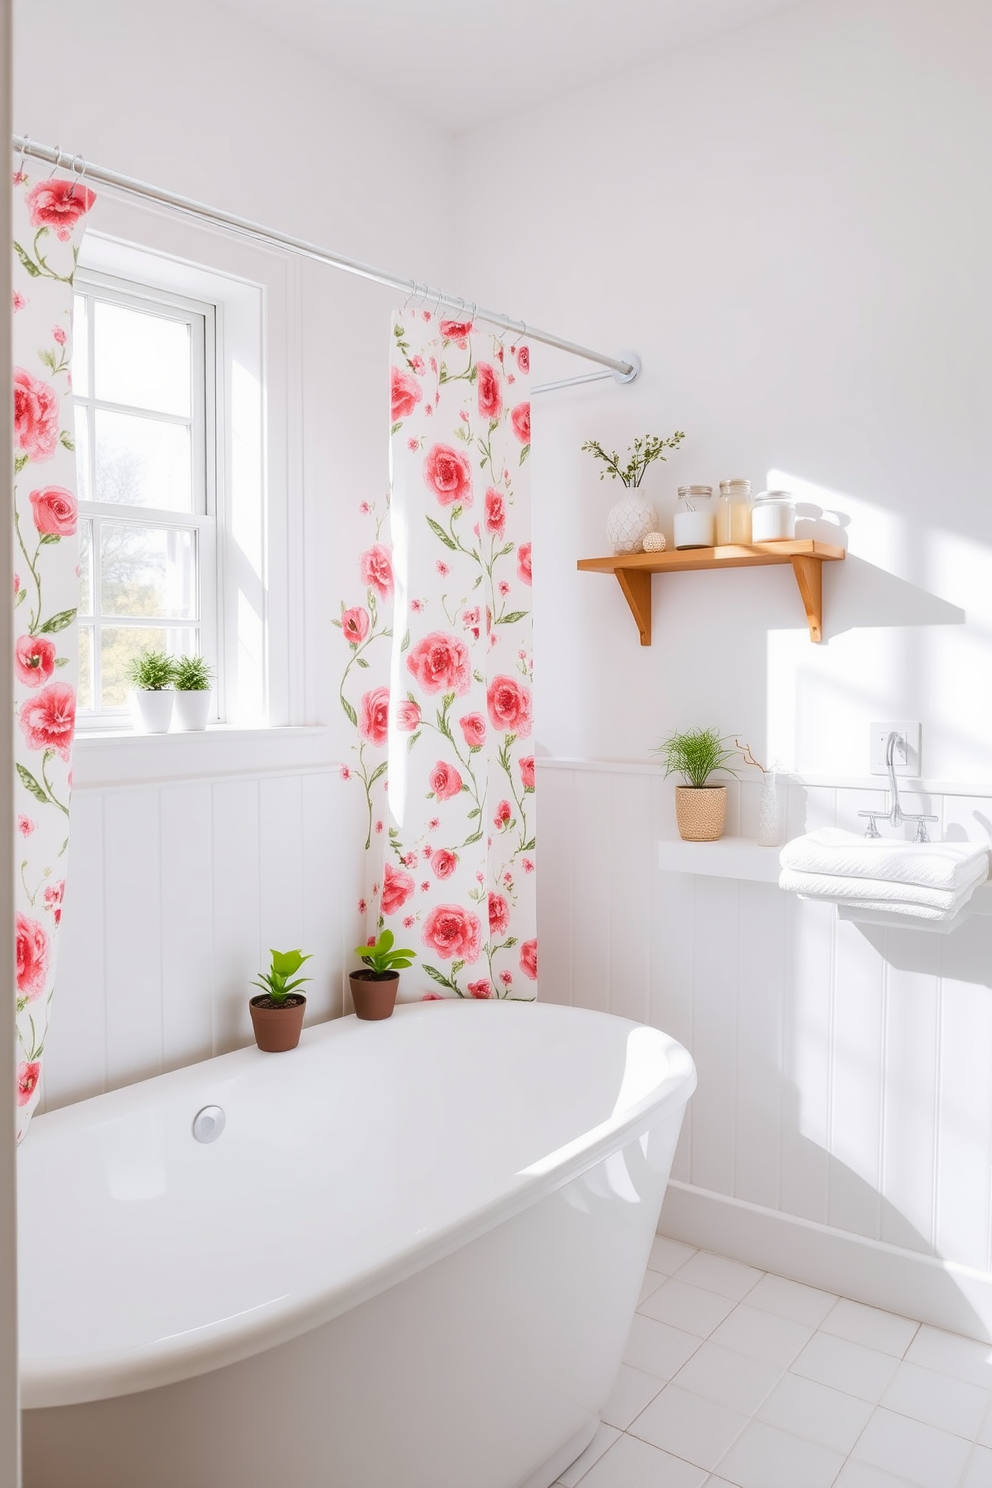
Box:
left=11, top=164, right=95, bottom=1137
left=336, top=311, right=537, bottom=1000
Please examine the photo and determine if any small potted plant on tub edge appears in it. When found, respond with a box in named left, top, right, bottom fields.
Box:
left=249, top=947, right=312, bottom=1052
left=350, top=929, right=415, bottom=1021
left=654, top=728, right=738, bottom=842
left=127, top=648, right=176, bottom=734
left=172, top=653, right=214, bottom=731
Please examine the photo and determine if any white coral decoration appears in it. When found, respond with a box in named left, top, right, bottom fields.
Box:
left=643, top=531, right=667, bottom=553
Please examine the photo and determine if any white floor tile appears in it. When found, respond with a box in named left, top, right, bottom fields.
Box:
left=881, top=1358, right=990, bottom=1440
left=637, top=1270, right=666, bottom=1307
left=675, top=1251, right=764, bottom=1301
left=556, top=1423, right=621, bottom=1487
left=639, top=1278, right=738, bottom=1337
left=961, top=1445, right=992, bottom=1488
left=600, top=1364, right=665, bottom=1430
left=791, top=1331, right=901, bottom=1403
left=715, top=1419, right=844, bottom=1488
left=707, top=1303, right=814, bottom=1367
left=628, top=1383, right=750, bottom=1471
left=904, top=1325, right=992, bottom=1391
left=980, top=1401, right=992, bottom=1449
left=577, top=1433, right=709, bottom=1488
left=851, top=1405, right=972, bottom=1488
left=745, top=1272, right=838, bottom=1327
left=671, top=1341, right=783, bottom=1416
left=757, top=1370, right=873, bottom=1453
left=649, top=1236, right=698, bottom=1275
left=833, top=1462, right=919, bottom=1488
left=820, top=1298, right=920, bottom=1358
left=622, top=1313, right=701, bottom=1381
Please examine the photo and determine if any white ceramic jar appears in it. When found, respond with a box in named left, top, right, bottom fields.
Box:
left=751, top=490, right=796, bottom=542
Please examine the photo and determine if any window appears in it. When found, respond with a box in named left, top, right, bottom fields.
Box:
left=73, top=271, right=217, bottom=723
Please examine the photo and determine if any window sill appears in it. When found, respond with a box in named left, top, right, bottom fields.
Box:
left=72, top=726, right=338, bottom=790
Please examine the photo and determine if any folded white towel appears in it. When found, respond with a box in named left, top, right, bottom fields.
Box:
left=779, top=828, right=990, bottom=892
left=801, top=894, right=968, bottom=922
left=779, top=867, right=984, bottom=921
left=778, top=868, right=969, bottom=911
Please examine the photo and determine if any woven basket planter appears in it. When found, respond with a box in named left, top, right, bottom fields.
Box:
left=675, top=785, right=727, bottom=842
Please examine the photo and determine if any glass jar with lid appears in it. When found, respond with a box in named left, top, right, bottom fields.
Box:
left=673, top=485, right=714, bottom=549
left=751, top=490, right=796, bottom=543
left=716, top=478, right=752, bottom=544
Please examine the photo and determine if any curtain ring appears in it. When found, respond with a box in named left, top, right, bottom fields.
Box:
left=15, top=135, right=30, bottom=180
left=67, top=154, right=86, bottom=199
left=402, top=280, right=418, bottom=310
left=511, top=319, right=528, bottom=349
left=48, top=146, right=64, bottom=178
left=430, top=286, right=444, bottom=318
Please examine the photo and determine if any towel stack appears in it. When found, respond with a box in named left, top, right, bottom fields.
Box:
left=779, top=828, right=990, bottom=922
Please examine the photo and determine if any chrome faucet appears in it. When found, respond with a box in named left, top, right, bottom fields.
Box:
left=858, top=730, right=938, bottom=842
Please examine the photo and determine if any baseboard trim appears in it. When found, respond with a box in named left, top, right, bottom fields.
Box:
left=660, top=1180, right=992, bottom=1344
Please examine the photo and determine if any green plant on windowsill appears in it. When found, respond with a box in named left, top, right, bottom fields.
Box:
left=173, top=654, right=214, bottom=691
left=126, top=649, right=175, bottom=691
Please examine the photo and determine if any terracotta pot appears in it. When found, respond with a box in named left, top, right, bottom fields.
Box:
left=349, top=971, right=399, bottom=1021
left=675, top=785, right=727, bottom=842
left=248, top=993, right=306, bottom=1052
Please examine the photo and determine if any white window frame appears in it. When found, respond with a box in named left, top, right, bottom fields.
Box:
left=73, top=269, right=219, bottom=726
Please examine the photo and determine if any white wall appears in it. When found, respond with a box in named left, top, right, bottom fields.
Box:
left=455, top=0, right=992, bottom=779
left=453, top=0, right=992, bottom=1333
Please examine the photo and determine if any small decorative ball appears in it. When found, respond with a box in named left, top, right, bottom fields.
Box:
left=642, top=531, right=667, bottom=553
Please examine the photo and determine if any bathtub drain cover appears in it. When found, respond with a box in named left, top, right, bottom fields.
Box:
left=192, top=1105, right=226, bottom=1143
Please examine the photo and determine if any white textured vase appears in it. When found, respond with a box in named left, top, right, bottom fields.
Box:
left=129, top=689, right=174, bottom=735
left=606, top=493, right=658, bottom=556
left=757, top=771, right=780, bottom=847
left=173, top=689, right=212, bottom=731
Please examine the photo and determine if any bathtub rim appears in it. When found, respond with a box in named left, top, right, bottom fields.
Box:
left=20, top=1003, right=696, bottom=1409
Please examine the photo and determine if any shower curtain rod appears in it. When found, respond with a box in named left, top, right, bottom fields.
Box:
left=12, top=135, right=641, bottom=390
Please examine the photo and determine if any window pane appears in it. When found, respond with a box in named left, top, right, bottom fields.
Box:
left=100, top=626, right=195, bottom=708
left=79, top=520, right=92, bottom=616
left=74, top=408, right=90, bottom=504
left=94, top=409, right=192, bottom=512
left=72, top=295, right=89, bottom=398
left=100, top=524, right=195, bottom=620
left=94, top=300, right=191, bottom=417
left=78, top=625, right=93, bottom=711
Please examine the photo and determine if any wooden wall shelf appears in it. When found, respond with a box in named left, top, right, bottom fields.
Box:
left=577, top=540, right=846, bottom=646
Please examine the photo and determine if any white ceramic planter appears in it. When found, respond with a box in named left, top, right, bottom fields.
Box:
left=173, top=689, right=212, bottom=731
left=606, top=494, right=658, bottom=555
left=130, top=689, right=174, bottom=735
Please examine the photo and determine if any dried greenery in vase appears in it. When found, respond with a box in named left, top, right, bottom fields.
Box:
left=581, top=431, right=686, bottom=488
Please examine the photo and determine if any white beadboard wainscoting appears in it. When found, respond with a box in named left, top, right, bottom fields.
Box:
left=44, top=754, right=364, bottom=1115
left=536, top=759, right=992, bottom=1342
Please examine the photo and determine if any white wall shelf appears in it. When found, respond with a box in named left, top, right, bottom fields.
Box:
left=657, top=837, right=782, bottom=883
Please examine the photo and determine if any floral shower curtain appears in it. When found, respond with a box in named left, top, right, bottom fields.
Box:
left=337, top=310, right=537, bottom=1000
left=11, top=165, right=95, bottom=1137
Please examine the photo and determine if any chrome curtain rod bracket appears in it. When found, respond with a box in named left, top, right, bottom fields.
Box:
left=12, top=134, right=642, bottom=384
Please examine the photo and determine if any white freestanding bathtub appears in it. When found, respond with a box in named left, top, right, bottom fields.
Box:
left=19, top=1000, right=695, bottom=1488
